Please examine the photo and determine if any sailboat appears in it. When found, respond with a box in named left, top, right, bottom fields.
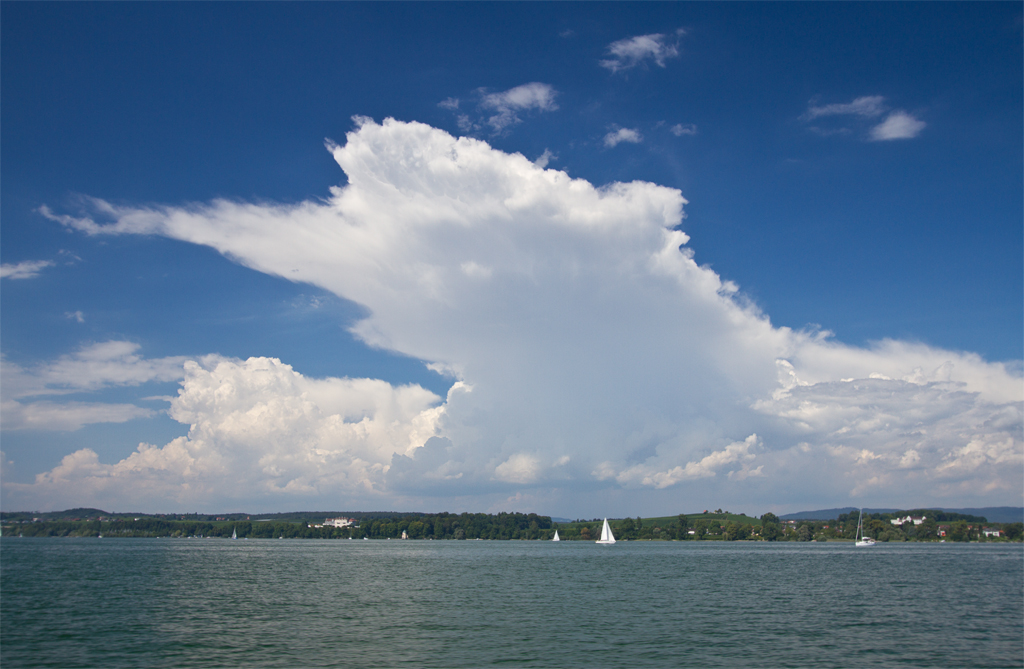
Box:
left=855, top=509, right=876, bottom=547
left=552, top=530, right=560, bottom=542
left=596, top=518, right=616, bottom=545
left=231, top=527, right=237, bottom=540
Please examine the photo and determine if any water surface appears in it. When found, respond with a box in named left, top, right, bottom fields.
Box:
left=3, top=539, right=1021, bottom=668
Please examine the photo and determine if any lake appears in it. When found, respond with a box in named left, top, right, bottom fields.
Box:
left=2, top=538, right=1021, bottom=668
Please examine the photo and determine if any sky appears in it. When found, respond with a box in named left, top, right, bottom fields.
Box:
left=2, top=3, right=1021, bottom=517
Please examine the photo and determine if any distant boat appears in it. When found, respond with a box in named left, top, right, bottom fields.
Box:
left=552, top=530, right=560, bottom=542
left=855, top=510, right=876, bottom=547
left=231, top=527, right=237, bottom=540
left=596, top=518, right=616, bottom=545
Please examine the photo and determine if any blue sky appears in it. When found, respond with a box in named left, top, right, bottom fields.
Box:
left=2, top=3, right=1021, bottom=516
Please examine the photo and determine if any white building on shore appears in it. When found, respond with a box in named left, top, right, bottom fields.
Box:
left=890, top=515, right=926, bottom=526
left=324, top=517, right=357, bottom=528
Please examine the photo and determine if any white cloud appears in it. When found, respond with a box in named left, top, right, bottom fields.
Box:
left=65, top=311, right=85, bottom=323
left=604, top=127, right=643, bottom=147
left=802, top=95, right=887, bottom=120
left=29, top=118, right=1022, bottom=513
left=2, top=341, right=187, bottom=400
left=670, top=124, right=697, bottom=137
left=1, top=400, right=154, bottom=431
left=5, top=355, right=445, bottom=510
left=601, top=31, right=684, bottom=73
left=1, top=342, right=188, bottom=432
left=616, top=435, right=763, bottom=489
left=494, top=452, right=542, bottom=484
left=870, top=111, right=926, bottom=140
left=533, top=149, right=555, bottom=168
left=479, top=83, right=558, bottom=132
left=801, top=97, right=925, bottom=142
left=1, top=260, right=54, bottom=279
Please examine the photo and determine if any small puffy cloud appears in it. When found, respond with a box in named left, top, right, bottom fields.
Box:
left=1, top=260, right=54, bottom=280
left=479, top=82, right=558, bottom=132
left=604, top=127, right=643, bottom=147
left=670, top=123, right=697, bottom=137
left=870, top=111, right=926, bottom=140
left=601, top=31, right=684, bottom=73
left=65, top=311, right=85, bottom=323
left=31, top=118, right=1022, bottom=513
left=481, top=83, right=558, bottom=113
left=802, top=95, right=887, bottom=120
left=438, top=83, right=558, bottom=134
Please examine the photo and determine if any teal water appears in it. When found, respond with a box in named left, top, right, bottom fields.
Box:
left=2, top=539, right=1021, bottom=668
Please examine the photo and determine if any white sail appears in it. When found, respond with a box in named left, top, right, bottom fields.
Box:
left=596, top=518, right=616, bottom=545
left=552, top=530, right=560, bottom=542
left=855, top=509, right=876, bottom=547
left=231, top=527, right=237, bottom=540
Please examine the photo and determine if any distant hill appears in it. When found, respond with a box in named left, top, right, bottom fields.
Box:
left=940, top=507, right=1024, bottom=523
left=780, top=507, right=1024, bottom=523
left=781, top=508, right=892, bottom=520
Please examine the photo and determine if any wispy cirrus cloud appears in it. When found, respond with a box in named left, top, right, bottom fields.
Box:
left=801, top=95, right=887, bottom=121
left=601, top=30, right=685, bottom=73
left=1, top=260, right=54, bottom=280
left=1, top=341, right=189, bottom=432
left=2, top=341, right=187, bottom=400
left=1, top=399, right=155, bottom=432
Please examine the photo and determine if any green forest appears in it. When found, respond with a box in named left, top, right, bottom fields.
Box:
left=3, top=508, right=1020, bottom=542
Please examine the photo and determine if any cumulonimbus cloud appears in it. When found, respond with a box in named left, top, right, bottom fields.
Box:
left=24, top=117, right=1021, bottom=513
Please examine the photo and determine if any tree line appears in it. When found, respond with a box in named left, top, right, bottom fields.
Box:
left=5, top=510, right=1020, bottom=542
left=3, top=512, right=554, bottom=540
left=758, top=512, right=1023, bottom=543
